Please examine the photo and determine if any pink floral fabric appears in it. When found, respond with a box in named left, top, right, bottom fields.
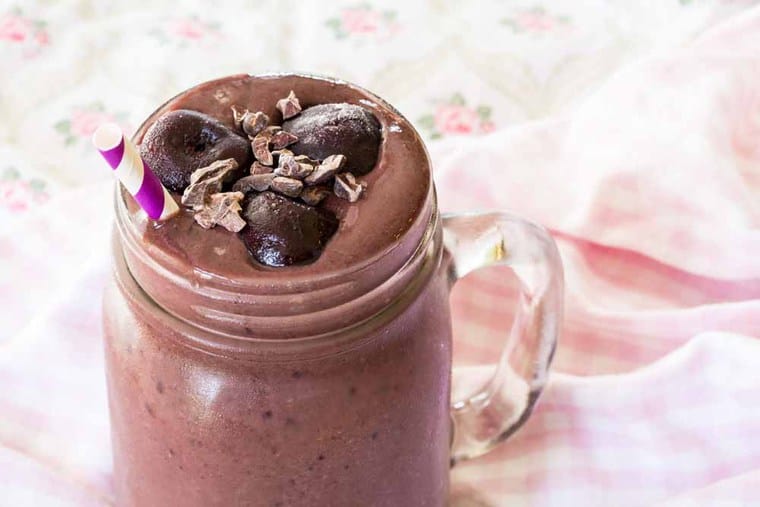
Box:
left=325, top=4, right=401, bottom=41
left=1, top=1, right=759, bottom=506
left=54, top=104, right=131, bottom=147
left=418, top=94, right=495, bottom=138
left=0, top=7, right=49, bottom=58
left=502, top=6, right=571, bottom=34
left=0, top=169, right=49, bottom=213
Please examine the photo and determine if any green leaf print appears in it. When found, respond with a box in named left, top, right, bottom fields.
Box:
left=325, top=17, right=347, bottom=39
left=450, top=93, right=466, bottom=106
left=383, top=11, right=398, bottom=22
left=476, top=105, right=492, bottom=120
left=29, top=179, right=47, bottom=192
left=417, top=114, right=435, bottom=129
left=2, top=167, right=20, bottom=181
left=54, top=119, right=70, bottom=134
left=501, top=18, right=518, bottom=31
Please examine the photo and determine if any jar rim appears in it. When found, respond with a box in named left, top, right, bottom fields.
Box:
left=121, top=72, right=434, bottom=295
left=113, top=73, right=438, bottom=339
left=111, top=203, right=443, bottom=357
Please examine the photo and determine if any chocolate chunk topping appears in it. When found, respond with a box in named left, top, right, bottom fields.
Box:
left=271, top=176, right=304, bottom=197
left=271, top=149, right=293, bottom=166
left=193, top=191, right=246, bottom=232
left=297, top=162, right=315, bottom=178
left=139, top=109, right=250, bottom=191
left=232, top=106, right=270, bottom=138
left=181, top=159, right=239, bottom=210
left=300, top=186, right=332, bottom=206
left=233, top=173, right=276, bottom=193
left=189, top=159, right=239, bottom=185
left=250, top=161, right=274, bottom=175
left=252, top=129, right=274, bottom=166
left=240, top=192, right=339, bottom=266
left=231, top=105, right=246, bottom=126
left=274, top=154, right=300, bottom=178
left=334, top=172, right=365, bottom=203
left=276, top=90, right=302, bottom=120
left=282, top=103, right=381, bottom=176
left=271, top=130, right=299, bottom=150
left=304, top=154, right=345, bottom=185
left=242, top=111, right=269, bottom=138
left=275, top=154, right=314, bottom=180
left=143, top=86, right=379, bottom=265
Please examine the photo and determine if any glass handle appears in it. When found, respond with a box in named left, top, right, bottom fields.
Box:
left=443, top=212, right=564, bottom=465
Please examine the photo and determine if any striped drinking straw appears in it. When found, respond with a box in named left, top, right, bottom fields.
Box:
left=92, top=123, right=179, bottom=221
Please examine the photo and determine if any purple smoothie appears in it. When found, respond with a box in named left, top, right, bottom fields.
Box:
left=104, top=74, right=453, bottom=506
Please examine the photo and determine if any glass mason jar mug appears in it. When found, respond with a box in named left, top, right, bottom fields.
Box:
left=103, top=75, right=563, bottom=507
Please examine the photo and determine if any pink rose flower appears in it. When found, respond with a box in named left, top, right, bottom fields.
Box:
left=434, top=104, right=479, bottom=135
left=480, top=121, right=496, bottom=134
left=170, top=18, right=208, bottom=40
left=0, top=180, right=41, bottom=212
left=341, top=8, right=381, bottom=34
left=515, top=10, right=556, bottom=32
left=34, top=29, right=49, bottom=46
left=70, top=110, right=115, bottom=138
left=0, top=14, right=32, bottom=42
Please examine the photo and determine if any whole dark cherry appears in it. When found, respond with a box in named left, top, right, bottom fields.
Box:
left=139, top=109, right=251, bottom=192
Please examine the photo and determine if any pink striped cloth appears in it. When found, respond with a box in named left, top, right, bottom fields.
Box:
left=2, top=4, right=760, bottom=506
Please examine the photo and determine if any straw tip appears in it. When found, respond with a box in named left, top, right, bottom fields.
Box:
left=92, top=122, right=124, bottom=151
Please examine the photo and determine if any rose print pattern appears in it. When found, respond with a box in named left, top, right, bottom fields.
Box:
left=0, top=7, right=50, bottom=58
left=53, top=103, right=130, bottom=147
left=325, top=4, right=401, bottom=41
left=0, top=167, right=49, bottom=213
left=502, top=6, right=571, bottom=34
left=417, top=93, right=495, bottom=139
left=149, top=15, right=222, bottom=47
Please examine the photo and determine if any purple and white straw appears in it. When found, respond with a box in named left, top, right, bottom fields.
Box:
left=92, top=123, right=179, bottom=221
